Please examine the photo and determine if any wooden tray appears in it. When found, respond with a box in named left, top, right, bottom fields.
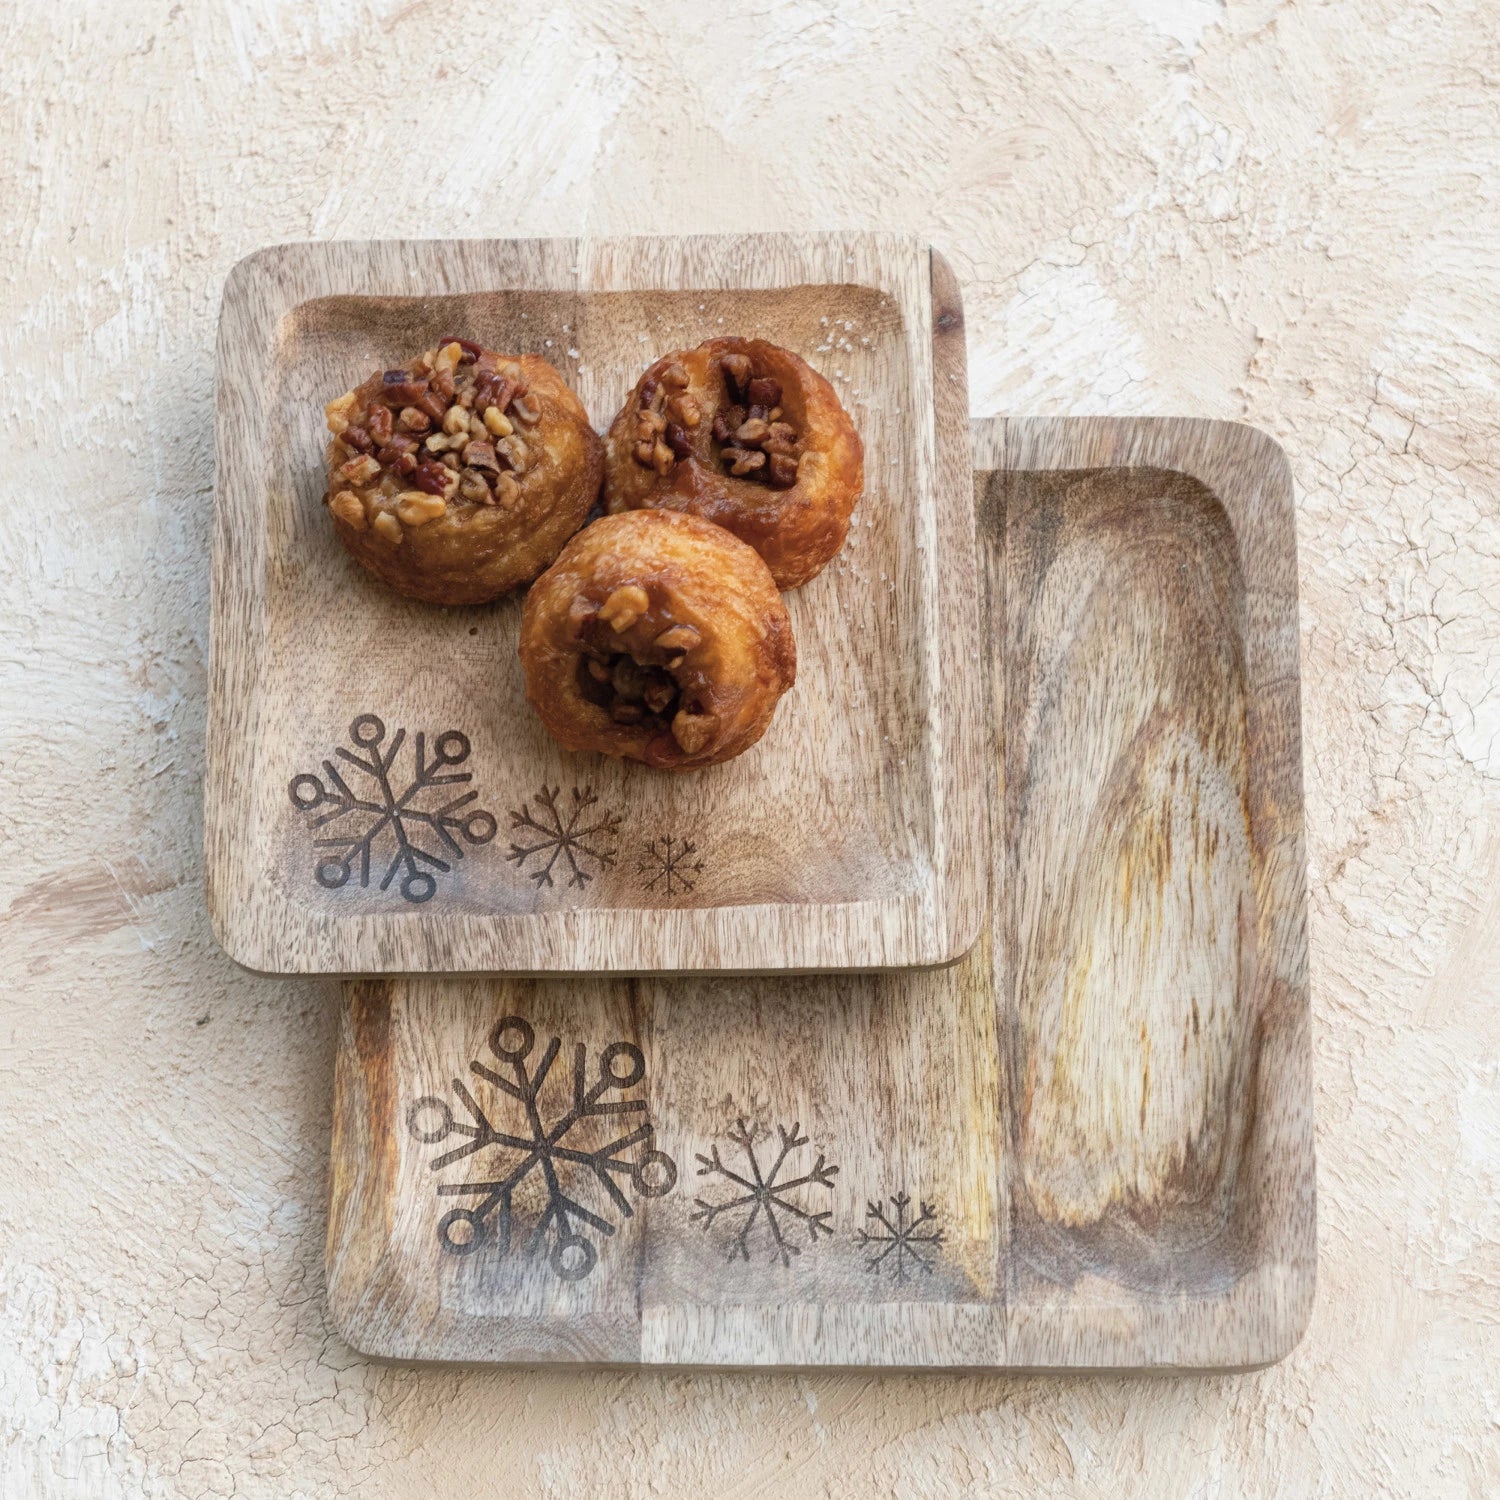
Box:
left=325, top=416, right=1316, bottom=1370
left=205, top=234, right=983, bottom=976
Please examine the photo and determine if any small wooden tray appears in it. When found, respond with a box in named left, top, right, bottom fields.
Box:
left=326, top=416, right=1316, bottom=1370
left=206, top=234, right=983, bottom=976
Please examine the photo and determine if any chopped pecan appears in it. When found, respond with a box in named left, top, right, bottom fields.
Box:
left=397, top=406, right=432, bottom=434
left=722, top=447, right=765, bottom=476
left=734, top=417, right=770, bottom=445
left=379, top=381, right=429, bottom=407
left=366, top=405, right=393, bottom=444
left=396, top=491, right=447, bottom=526
left=767, top=452, right=800, bottom=488
left=661, top=361, right=690, bottom=389
left=415, top=389, right=449, bottom=423
left=341, top=424, right=374, bottom=453
left=668, top=393, right=701, bottom=428
left=611, top=656, right=648, bottom=700
left=438, top=336, right=484, bottom=363
left=510, top=393, right=540, bottom=425
left=599, top=585, right=649, bottom=632
left=664, top=422, right=693, bottom=459
left=458, top=468, right=492, bottom=503
left=654, top=624, right=700, bottom=654
left=671, top=708, right=717, bottom=754
left=330, top=489, right=366, bottom=531
left=411, top=460, right=451, bottom=496
left=496, top=434, right=529, bottom=474
left=463, top=440, right=500, bottom=473
left=339, top=454, right=382, bottom=486
left=746, top=376, right=781, bottom=407
left=719, top=352, right=752, bottom=398
left=643, top=673, right=676, bottom=713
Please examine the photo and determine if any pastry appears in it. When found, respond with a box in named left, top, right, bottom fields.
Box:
left=519, top=509, right=797, bottom=770
left=602, top=337, right=863, bottom=590
left=323, top=340, right=603, bottom=605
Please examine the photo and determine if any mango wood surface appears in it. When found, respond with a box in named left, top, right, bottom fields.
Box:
left=326, top=416, right=1315, bottom=1370
left=206, top=234, right=983, bottom=976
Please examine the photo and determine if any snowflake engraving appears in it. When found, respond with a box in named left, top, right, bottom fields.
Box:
left=506, top=785, right=621, bottom=889
left=691, top=1119, right=839, bottom=1267
left=857, top=1193, right=945, bottom=1283
left=639, top=835, right=705, bottom=896
left=407, top=1015, right=677, bottom=1281
left=288, top=714, right=496, bottom=904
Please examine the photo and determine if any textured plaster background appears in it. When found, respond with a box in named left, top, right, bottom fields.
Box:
left=2, top=0, right=1497, bottom=1494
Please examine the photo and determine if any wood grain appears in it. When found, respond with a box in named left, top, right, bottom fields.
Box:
left=205, top=235, right=984, bottom=976
left=326, top=416, right=1315, bottom=1370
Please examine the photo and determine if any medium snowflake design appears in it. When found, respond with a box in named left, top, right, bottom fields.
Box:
left=639, top=835, right=705, bottom=896
left=407, top=1015, right=677, bottom=1281
left=506, top=785, right=621, bottom=888
left=288, top=714, right=496, bottom=904
left=857, top=1193, right=945, bottom=1283
left=691, top=1119, right=839, bottom=1267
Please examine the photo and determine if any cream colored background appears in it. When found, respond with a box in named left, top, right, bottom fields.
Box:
left=2, top=0, right=1496, bottom=1494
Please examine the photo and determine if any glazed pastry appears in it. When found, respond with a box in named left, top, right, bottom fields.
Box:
left=323, top=340, right=603, bottom=605
left=519, top=509, right=797, bottom=770
left=602, top=337, right=863, bottom=590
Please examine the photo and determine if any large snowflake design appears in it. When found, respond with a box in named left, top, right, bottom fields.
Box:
left=691, top=1119, right=839, bottom=1267
left=288, top=714, right=496, bottom=904
left=407, top=1015, right=676, bottom=1280
left=506, top=785, right=621, bottom=888
left=639, top=835, right=705, bottom=896
left=857, top=1193, right=945, bottom=1283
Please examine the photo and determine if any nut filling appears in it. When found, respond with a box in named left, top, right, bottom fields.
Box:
left=629, top=355, right=803, bottom=490
left=572, top=591, right=713, bottom=752
left=325, top=339, right=540, bottom=537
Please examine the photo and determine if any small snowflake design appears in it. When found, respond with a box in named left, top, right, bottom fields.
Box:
left=639, top=835, right=705, bottom=897
left=506, top=785, right=621, bottom=889
left=288, top=714, right=496, bottom=904
left=692, top=1119, right=839, bottom=1267
left=858, top=1193, right=945, bottom=1283
left=407, top=1015, right=677, bottom=1281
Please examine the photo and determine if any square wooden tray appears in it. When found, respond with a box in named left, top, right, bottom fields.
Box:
left=206, top=234, right=983, bottom=976
left=325, top=416, right=1316, bottom=1370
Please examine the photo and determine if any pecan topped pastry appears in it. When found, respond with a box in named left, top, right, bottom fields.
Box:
left=519, top=510, right=797, bottom=770
left=323, top=340, right=603, bottom=605
left=602, top=337, right=864, bottom=590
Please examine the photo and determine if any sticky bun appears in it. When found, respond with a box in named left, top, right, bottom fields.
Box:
left=323, top=340, right=602, bottom=605
left=602, top=337, right=863, bottom=590
left=519, top=509, right=797, bottom=770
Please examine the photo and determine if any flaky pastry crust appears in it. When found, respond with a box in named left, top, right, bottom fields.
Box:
left=324, top=340, right=603, bottom=605
left=602, top=337, right=863, bottom=590
left=519, top=510, right=797, bottom=770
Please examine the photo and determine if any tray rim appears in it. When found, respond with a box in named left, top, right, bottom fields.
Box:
left=324, top=414, right=1317, bottom=1372
left=204, top=232, right=986, bottom=978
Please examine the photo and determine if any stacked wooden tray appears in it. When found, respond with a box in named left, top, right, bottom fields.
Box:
left=207, top=234, right=1314, bottom=1370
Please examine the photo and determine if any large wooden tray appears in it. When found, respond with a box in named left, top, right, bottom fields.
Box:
left=326, top=416, right=1316, bottom=1370
left=205, top=234, right=983, bottom=976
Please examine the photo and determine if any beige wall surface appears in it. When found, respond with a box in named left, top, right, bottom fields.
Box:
left=1, top=0, right=1496, bottom=1494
